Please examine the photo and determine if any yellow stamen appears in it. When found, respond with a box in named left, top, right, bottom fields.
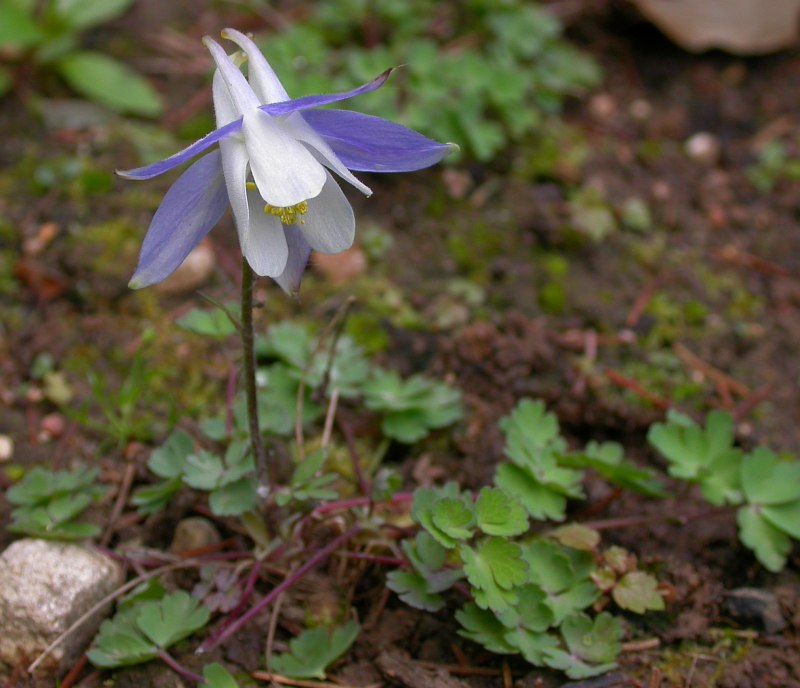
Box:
left=263, top=201, right=309, bottom=225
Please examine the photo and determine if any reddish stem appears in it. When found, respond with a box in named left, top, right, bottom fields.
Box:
left=158, top=649, right=204, bottom=684
left=199, top=525, right=361, bottom=653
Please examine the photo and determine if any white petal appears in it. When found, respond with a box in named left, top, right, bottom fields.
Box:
left=285, top=113, right=372, bottom=197
left=212, top=69, right=241, bottom=126
left=242, top=109, right=326, bottom=207
left=219, top=136, right=249, bottom=247
left=204, top=36, right=260, bottom=113
left=221, top=28, right=289, bottom=105
left=299, top=172, right=355, bottom=254
left=243, top=188, right=289, bottom=276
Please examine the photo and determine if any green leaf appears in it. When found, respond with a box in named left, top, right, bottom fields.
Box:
left=565, top=441, right=666, bottom=497
left=131, top=477, right=182, bottom=516
left=400, top=531, right=464, bottom=596
left=612, top=571, right=665, bottom=614
left=455, top=603, right=517, bottom=654
left=498, top=584, right=554, bottom=633
left=54, top=0, right=135, bottom=29
left=499, top=399, right=564, bottom=461
left=524, top=541, right=599, bottom=623
left=270, top=621, right=359, bottom=680
left=386, top=571, right=446, bottom=612
left=7, top=465, right=101, bottom=505
left=504, top=627, right=560, bottom=665
left=461, top=538, right=528, bottom=613
left=741, top=447, right=800, bottom=506
left=177, top=307, right=238, bottom=339
left=494, top=463, right=570, bottom=521
left=362, top=369, right=462, bottom=443
left=0, top=2, right=44, bottom=49
left=648, top=410, right=742, bottom=505
left=544, top=612, right=621, bottom=679
left=136, top=591, right=210, bottom=648
left=475, top=487, right=528, bottom=537
left=201, top=663, right=240, bottom=688
left=431, top=497, right=475, bottom=542
left=88, top=607, right=157, bottom=668
left=411, top=483, right=466, bottom=548
left=549, top=523, right=600, bottom=552
left=761, top=499, right=800, bottom=540
left=87, top=627, right=157, bottom=668
left=209, top=478, right=259, bottom=516
left=148, top=430, right=194, bottom=479
left=737, top=505, right=791, bottom=572
left=56, top=51, right=163, bottom=117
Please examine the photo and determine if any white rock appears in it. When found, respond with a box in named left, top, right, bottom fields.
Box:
left=0, top=539, right=124, bottom=682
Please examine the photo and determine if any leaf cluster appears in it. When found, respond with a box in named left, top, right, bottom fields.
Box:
left=269, top=621, right=360, bottom=679
left=7, top=464, right=107, bottom=540
left=258, top=0, right=601, bottom=161
left=132, top=430, right=257, bottom=517
left=191, top=319, right=462, bottom=444
left=496, top=400, right=663, bottom=521
left=273, top=447, right=339, bottom=507
left=0, top=0, right=162, bottom=115
left=649, top=410, right=800, bottom=571
left=88, top=590, right=210, bottom=668
left=362, top=369, right=463, bottom=443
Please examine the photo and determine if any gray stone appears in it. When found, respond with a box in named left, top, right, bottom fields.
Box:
left=0, top=538, right=124, bottom=682
left=726, top=587, right=787, bottom=634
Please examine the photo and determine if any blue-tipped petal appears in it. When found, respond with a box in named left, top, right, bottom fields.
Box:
left=129, top=150, right=228, bottom=288
left=258, top=69, right=393, bottom=118
left=274, top=225, right=312, bottom=295
left=117, top=118, right=243, bottom=180
left=302, top=109, right=457, bottom=172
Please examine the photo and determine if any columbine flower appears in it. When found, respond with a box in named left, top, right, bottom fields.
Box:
left=120, top=28, right=456, bottom=293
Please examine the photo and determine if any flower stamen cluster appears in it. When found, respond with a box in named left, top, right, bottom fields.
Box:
left=264, top=201, right=309, bottom=225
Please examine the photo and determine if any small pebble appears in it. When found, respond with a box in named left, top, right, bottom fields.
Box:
left=629, top=98, right=653, bottom=121
left=156, top=240, right=216, bottom=295
left=169, top=517, right=221, bottom=554
left=40, top=413, right=66, bottom=440
left=685, top=132, right=721, bottom=165
left=589, top=92, right=617, bottom=121
left=0, top=435, right=13, bottom=462
left=726, top=587, right=786, bottom=634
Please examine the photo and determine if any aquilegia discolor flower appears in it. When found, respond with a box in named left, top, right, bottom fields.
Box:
left=120, top=28, right=456, bottom=292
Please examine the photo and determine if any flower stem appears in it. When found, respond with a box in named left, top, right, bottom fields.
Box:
left=241, top=257, right=269, bottom=491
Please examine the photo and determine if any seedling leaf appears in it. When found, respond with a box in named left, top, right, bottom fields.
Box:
left=737, top=505, right=791, bottom=573
left=461, top=538, right=528, bottom=612
left=613, top=571, right=665, bottom=614
left=201, top=663, right=240, bottom=688
left=475, top=487, right=529, bottom=536
left=456, top=603, right=517, bottom=654
left=741, top=447, right=800, bottom=506
left=270, top=621, right=359, bottom=679
left=544, top=612, right=621, bottom=679
left=136, top=591, right=210, bottom=648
